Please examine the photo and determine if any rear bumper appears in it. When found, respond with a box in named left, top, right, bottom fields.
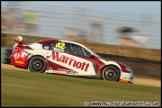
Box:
left=10, top=51, right=28, bottom=68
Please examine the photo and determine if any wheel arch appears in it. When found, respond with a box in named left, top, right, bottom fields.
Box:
left=102, top=65, right=120, bottom=73
left=27, top=55, right=46, bottom=68
left=101, top=64, right=121, bottom=79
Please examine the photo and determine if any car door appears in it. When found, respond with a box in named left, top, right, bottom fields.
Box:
left=80, top=47, right=105, bottom=74
left=48, top=41, right=97, bottom=76
left=64, top=43, right=103, bottom=76
left=43, top=41, right=69, bottom=71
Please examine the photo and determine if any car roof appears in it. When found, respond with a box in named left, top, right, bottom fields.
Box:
left=37, top=39, right=85, bottom=47
left=37, top=39, right=58, bottom=44
left=59, top=39, right=86, bottom=47
left=36, top=39, right=100, bottom=58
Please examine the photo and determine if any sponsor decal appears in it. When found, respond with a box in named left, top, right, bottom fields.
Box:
left=53, top=69, right=79, bottom=76
left=15, top=60, right=24, bottom=64
left=47, top=51, right=89, bottom=72
left=74, top=72, right=79, bottom=76
left=53, top=70, right=69, bottom=74
left=119, top=79, right=129, bottom=83
left=13, top=52, right=20, bottom=60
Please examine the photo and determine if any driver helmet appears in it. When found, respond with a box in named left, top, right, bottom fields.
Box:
left=13, top=36, right=23, bottom=44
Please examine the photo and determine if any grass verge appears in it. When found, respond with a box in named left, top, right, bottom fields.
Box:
left=1, top=68, right=161, bottom=107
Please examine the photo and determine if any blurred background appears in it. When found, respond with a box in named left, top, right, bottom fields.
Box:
left=1, top=1, right=161, bottom=79
left=1, top=1, right=161, bottom=49
left=1, top=2, right=161, bottom=106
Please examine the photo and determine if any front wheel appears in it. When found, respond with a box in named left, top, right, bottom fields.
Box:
left=102, top=66, right=120, bottom=81
left=28, top=56, right=46, bottom=73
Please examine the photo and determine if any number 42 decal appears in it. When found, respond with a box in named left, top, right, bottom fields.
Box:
left=56, top=42, right=65, bottom=50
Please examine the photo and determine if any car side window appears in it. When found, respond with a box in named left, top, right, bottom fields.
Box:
left=42, top=43, right=50, bottom=50
left=49, top=43, right=56, bottom=50
left=59, top=42, right=91, bottom=57
left=42, top=42, right=57, bottom=50
left=43, top=42, right=92, bottom=57
left=64, top=43, right=71, bottom=54
left=68, top=44, right=85, bottom=56
left=82, top=48, right=91, bottom=57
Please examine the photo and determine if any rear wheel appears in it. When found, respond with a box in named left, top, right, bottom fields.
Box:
left=102, top=66, right=120, bottom=81
left=28, top=56, right=46, bottom=73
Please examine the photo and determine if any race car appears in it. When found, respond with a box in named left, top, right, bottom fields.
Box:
left=10, top=39, right=134, bottom=83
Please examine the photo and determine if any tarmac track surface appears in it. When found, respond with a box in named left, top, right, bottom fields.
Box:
left=1, top=64, right=160, bottom=87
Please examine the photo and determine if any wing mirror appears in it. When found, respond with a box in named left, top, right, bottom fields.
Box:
left=90, top=54, right=95, bottom=58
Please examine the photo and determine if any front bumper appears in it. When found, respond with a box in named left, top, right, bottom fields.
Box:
left=119, top=71, right=134, bottom=84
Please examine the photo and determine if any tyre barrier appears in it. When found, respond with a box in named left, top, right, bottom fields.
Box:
left=1, top=47, right=7, bottom=63
left=1, top=48, right=12, bottom=64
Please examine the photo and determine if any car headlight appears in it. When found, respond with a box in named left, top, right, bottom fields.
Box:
left=125, top=67, right=131, bottom=72
left=118, top=63, right=133, bottom=73
left=125, top=66, right=133, bottom=74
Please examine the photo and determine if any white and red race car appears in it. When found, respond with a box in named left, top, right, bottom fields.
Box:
left=10, top=39, right=133, bottom=83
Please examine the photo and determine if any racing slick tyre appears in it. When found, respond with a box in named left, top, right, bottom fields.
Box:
left=28, top=56, right=46, bottom=73
left=102, top=66, right=120, bottom=81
